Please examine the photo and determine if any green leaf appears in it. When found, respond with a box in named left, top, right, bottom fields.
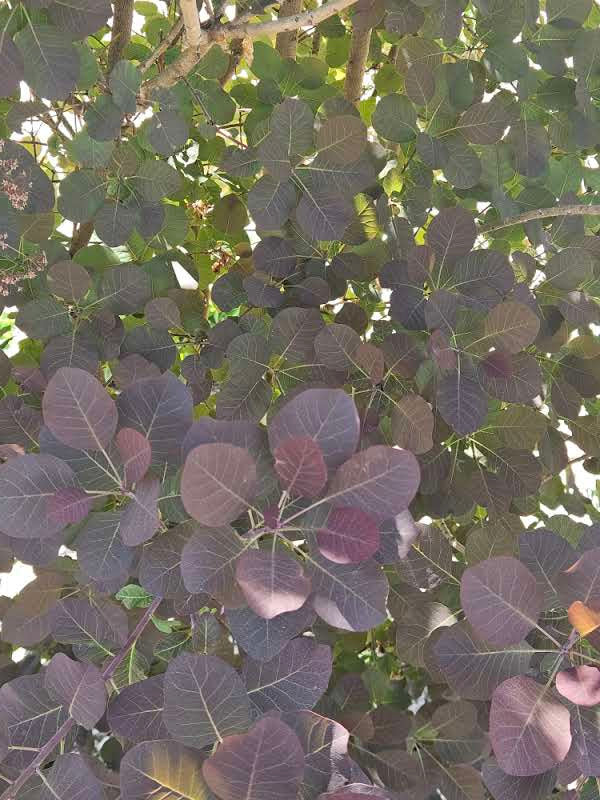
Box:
left=116, top=584, right=153, bottom=609
left=57, top=169, right=106, bottom=222
left=372, top=94, right=417, bottom=143
left=15, top=23, right=80, bottom=100
left=109, top=60, right=142, bottom=114
left=251, top=42, right=285, bottom=81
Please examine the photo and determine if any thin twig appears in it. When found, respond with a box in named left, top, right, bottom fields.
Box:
left=480, top=204, right=600, bottom=234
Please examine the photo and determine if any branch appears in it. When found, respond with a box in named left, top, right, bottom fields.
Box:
left=276, top=0, right=303, bottom=59
left=344, top=25, right=371, bottom=104
left=0, top=597, right=162, bottom=800
left=225, top=0, right=358, bottom=39
left=107, top=0, right=135, bottom=72
left=181, top=0, right=204, bottom=50
left=480, top=204, right=600, bottom=234
left=69, top=221, right=94, bottom=257
left=140, top=0, right=358, bottom=99
left=219, top=38, right=245, bottom=86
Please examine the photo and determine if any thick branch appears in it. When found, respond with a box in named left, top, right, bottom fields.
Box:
left=107, top=0, right=135, bottom=72
left=0, top=597, right=162, bottom=800
left=276, top=0, right=303, bottom=59
left=69, top=221, right=94, bottom=256
left=140, top=0, right=358, bottom=98
left=480, top=204, right=600, bottom=234
left=180, top=0, right=203, bottom=50
left=226, top=0, right=357, bottom=39
left=344, top=26, right=371, bottom=104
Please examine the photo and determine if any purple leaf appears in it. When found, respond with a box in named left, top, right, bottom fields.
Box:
left=47, top=486, right=92, bottom=526
left=120, top=475, right=161, bottom=546
left=98, top=264, right=152, bottom=315
left=115, top=427, right=151, bottom=487
left=52, top=597, right=126, bottom=650
left=243, top=638, right=332, bottom=712
left=483, top=301, right=541, bottom=354
left=112, top=354, right=161, bottom=390
left=120, top=739, right=213, bottom=799
left=269, top=307, right=324, bottom=364
left=24, top=753, right=106, bottom=800
left=236, top=549, right=311, bottom=619
left=274, top=435, right=328, bottom=498
left=181, top=443, right=257, bottom=525
left=1, top=571, right=63, bottom=647
left=76, top=511, right=135, bottom=583
left=269, top=388, right=360, bottom=471
left=202, top=717, right=305, bottom=800
left=42, top=367, right=118, bottom=451
left=426, top=206, right=476, bottom=269
left=0, top=673, right=70, bottom=769
left=280, top=710, right=350, bottom=798
left=482, top=758, right=557, bottom=800
left=226, top=602, right=316, bottom=662
left=490, top=676, right=571, bottom=776
left=40, top=334, right=99, bottom=378
left=390, top=393, right=434, bottom=454
left=139, top=521, right=201, bottom=601
left=570, top=704, right=600, bottom=776
left=327, top=445, right=420, bottom=520
left=556, top=666, right=600, bottom=707
left=436, top=369, right=488, bottom=436
left=478, top=351, right=542, bottom=404
left=47, top=259, right=91, bottom=300
left=0, top=395, right=42, bottom=449
left=314, top=323, right=361, bottom=371
left=460, top=556, right=543, bottom=646
left=395, top=601, right=456, bottom=668
left=181, top=524, right=246, bottom=606
left=116, top=373, right=193, bottom=468
left=163, top=652, right=252, bottom=748
left=558, top=547, right=600, bottom=609
left=107, top=674, right=169, bottom=743
left=319, top=787, right=397, bottom=799
left=433, top=621, right=534, bottom=701
left=317, top=506, right=380, bottom=564
left=519, top=530, right=577, bottom=609
left=375, top=510, right=420, bottom=564
left=0, top=453, right=77, bottom=538
left=44, top=653, right=107, bottom=729
left=307, top=554, right=388, bottom=631
left=145, top=297, right=182, bottom=331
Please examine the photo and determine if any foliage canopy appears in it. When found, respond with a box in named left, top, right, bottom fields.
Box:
left=2, top=0, right=600, bottom=798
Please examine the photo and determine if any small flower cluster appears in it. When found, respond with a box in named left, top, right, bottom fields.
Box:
left=0, top=142, right=31, bottom=211
left=0, top=249, right=47, bottom=296
left=212, top=247, right=233, bottom=274
left=188, top=199, right=213, bottom=219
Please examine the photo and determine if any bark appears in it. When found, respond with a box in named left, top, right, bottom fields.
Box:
left=479, top=204, right=600, bottom=234
left=344, top=25, right=371, bottom=104
left=107, top=0, right=135, bottom=73
left=276, top=0, right=303, bottom=59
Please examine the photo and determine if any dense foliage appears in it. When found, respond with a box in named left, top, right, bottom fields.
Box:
left=3, top=0, right=600, bottom=798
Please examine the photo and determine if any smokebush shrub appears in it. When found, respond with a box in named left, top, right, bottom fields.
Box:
left=1, top=0, right=600, bottom=798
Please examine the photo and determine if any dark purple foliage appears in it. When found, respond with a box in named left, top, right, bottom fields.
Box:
left=1, top=7, right=600, bottom=800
